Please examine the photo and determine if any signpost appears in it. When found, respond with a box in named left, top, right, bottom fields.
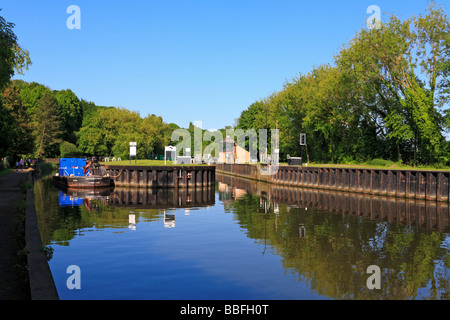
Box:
left=130, top=142, right=137, bottom=164
left=164, top=146, right=176, bottom=165
left=300, top=134, right=306, bottom=167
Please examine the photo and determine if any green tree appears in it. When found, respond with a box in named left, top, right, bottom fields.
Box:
left=236, top=1, right=450, bottom=166
left=336, top=2, right=450, bottom=165
left=54, top=89, right=82, bottom=143
left=0, top=12, right=31, bottom=160
left=0, top=11, right=31, bottom=90
left=0, top=99, right=13, bottom=157
left=80, top=99, right=98, bottom=122
left=20, top=82, right=52, bottom=114
left=236, top=101, right=265, bottom=131
left=1, top=82, right=34, bottom=156
left=139, top=114, right=170, bottom=158
left=78, top=107, right=141, bottom=157
left=34, top=92, right=64, bottom=158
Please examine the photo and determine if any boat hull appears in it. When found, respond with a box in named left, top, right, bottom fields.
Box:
left=53, top=175, right=113, bottom=189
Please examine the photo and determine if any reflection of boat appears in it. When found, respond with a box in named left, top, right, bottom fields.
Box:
left=57, top=186, right=114, bottom=208
left=60, top=186, right=114, bottom=199
left=53, top=158, right=113, bottom=189
left=58, top=191, right=84, bottom=207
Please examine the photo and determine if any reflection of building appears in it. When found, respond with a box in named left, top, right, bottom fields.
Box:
left=259, top=197, right=280, bottom=215
left=218, top=136, right=250, bottom=164
left=218, top=182, right=247, bottom=200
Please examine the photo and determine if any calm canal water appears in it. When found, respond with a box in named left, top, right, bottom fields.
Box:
left=34, top=172, right=449, bottom=300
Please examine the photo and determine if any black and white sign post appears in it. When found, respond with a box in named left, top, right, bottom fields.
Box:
left=300, top=134, right=306, bottom=167
left=130, top=142, right=137, bottom=164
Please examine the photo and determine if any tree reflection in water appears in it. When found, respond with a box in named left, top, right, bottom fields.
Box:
left=217, top=174, right=449, bottom=300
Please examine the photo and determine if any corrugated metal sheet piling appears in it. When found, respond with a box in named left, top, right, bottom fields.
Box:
left=216, top=164, right=450, bottom=202
left=104, top=165, right=215, bottom=188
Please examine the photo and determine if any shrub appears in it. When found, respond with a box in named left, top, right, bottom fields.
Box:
left=365, top=158, right=395, bottom=167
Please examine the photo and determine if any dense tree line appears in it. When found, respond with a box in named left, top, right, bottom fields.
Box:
left=236, top=2, right=450, bottom=166
left=0, top=79, right=180, bottom=161
left=78, top=106, right=179, bottom=159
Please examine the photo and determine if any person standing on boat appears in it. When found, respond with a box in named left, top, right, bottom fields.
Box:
left=83, top=160, right=92, bottom=176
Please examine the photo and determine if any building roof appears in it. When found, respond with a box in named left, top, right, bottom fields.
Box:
left=220, top=136, right=236, bottom=144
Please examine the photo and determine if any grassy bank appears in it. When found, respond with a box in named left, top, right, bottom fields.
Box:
left=101, top=160, right=208, bottom=166
left=304, top=159, right=450, bottom=171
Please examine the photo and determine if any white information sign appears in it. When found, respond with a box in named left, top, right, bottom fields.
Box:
left=130, top=142, right=137, bottom=156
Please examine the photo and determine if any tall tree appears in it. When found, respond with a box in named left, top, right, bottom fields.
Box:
left=34, top=92, right=64, bottom=158
left=0, top=12, right=31, bottom=160
left=0, top=99, right=13, bottom=157
left=20, top=82, right=52, bottom=114
left=336, top=2, right=450, bottom=164
left=139, top=114, right=170, bottom=158
left=1, top=82, right=34, bottom=156
left=54, top=89, right=82, bottom=143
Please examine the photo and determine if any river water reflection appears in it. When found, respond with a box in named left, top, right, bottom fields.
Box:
left=34, top=173, right=449, bottom=300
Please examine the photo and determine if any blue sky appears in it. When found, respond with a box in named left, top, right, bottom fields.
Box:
left=1, top=0, right=446, bottom=130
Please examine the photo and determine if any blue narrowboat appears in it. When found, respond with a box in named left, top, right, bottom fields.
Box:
left=53, top=158, right=113, bottom=189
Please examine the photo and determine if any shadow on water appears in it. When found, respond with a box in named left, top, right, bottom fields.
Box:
left=33, top=173, right=449, bottom=300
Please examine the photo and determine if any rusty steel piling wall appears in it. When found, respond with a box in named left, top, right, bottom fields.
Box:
left=216, top=173, right=449, bottom=232
left=104, top=165, right=215, bottom=188
left=216, top=164, right=450, bottom=202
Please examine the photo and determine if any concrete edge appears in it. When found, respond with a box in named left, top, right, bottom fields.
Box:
left=25, top=172, right=59, bottom=300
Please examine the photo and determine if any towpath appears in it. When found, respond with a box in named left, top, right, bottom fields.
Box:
left=0, top=169, right=29, bottom=299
